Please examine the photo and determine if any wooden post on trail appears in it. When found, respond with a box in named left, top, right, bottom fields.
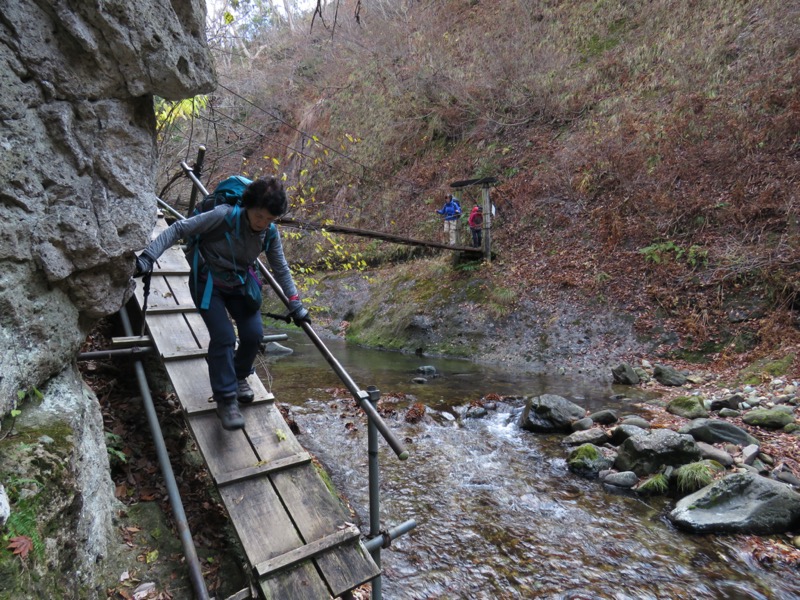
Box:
left=481, top=183, right=492, bottom=262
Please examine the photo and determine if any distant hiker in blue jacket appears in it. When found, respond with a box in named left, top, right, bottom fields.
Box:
left=436, top=193, right=462, bottom=245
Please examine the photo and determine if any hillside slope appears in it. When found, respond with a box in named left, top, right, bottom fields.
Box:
left=161, top=0, right=800, bottom=375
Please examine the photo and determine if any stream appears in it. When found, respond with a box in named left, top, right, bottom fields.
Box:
left=255, top=330, right=800, bottom=600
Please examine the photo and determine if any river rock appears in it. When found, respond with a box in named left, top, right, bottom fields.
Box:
left=465, top=406, right=488, bottom=419
left=614, top=429, right=701, bottom=476
left=601, top=470, right=639, bottom=488
left=653, top=364, right=687, bottom=386
left=567, top=444, right=615, bottom=479
left=679, top=418, right=760, bottom=447
left=742, top=408, right=796, bottom=430
left=719, top=408, right=741, bottom=418
left=589, top=409, right=618, bottom=425
left=562, top=428, right=610, bottom=447
left=619, top=416, right=651, bottom=429
left=571, top=417, right=594, bottom=431
left=742, top=444, right=760, bottom=466
left=667, top=396, right=709, bottom=419
left=669, top=472, right=800, bottom=535
left=518, top=394, right=586, bottom=433
left=612, top=363, right=640, bottom=385
left=609, top=423, right=647, bottom=445
left=0, top=484, right=9, bottom=527
left=262, top=342, right=293, bottom=354
left=711, top=394, right=744, bottom=411
left=696, top=441, right=734, bottom=467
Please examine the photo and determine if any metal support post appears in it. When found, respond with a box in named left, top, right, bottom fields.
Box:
left=366, top=385, right=382, bottom=600
left=482, top=184, right=492, bottom=262
left=118, top=305, right=210, bottom=600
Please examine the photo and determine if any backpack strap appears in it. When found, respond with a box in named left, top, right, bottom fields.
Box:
left=192, top=205, right=244, bottom=310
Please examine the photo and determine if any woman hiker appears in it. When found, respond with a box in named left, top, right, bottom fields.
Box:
left=133, top=177, right=310, bottom=431
left=468, top=204, right=483, bottom=248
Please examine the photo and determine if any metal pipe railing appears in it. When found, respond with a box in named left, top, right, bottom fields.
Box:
left=367, top=386, right=382, bottom=599
left=177, top=161, right=409, bottom=460
left=118, top=305, right=210, bottom=600
left=77, top=347, right=153, bottom=360
left=363, top=519, right=418, bottom=553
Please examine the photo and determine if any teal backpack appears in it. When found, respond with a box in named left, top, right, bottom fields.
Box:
left=187, top=176, right=276, bottom=309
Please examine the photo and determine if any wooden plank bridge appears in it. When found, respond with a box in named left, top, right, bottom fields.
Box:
left=133, top=213, right=380, bottom=599
left=278, top=217, right=483, bottom=255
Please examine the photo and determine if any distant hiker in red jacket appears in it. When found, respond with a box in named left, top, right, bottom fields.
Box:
left=468, top=204, right=483, bottom=248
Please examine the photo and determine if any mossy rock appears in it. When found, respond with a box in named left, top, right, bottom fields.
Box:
left=742, top=408, right=795, bottom=430
left=667, top=396, right=708, bottom=419
left=567, top=443, right=614, bottom=479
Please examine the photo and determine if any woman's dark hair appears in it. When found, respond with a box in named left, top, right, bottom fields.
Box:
left=241, top=177, right=288, bottom=216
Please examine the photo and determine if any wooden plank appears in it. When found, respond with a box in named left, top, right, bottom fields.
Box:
left=315, top=542, right=379, bottom=598
left=272, top=465, right=380, bottom=595
left=255, top=525, right=359, bottom=577
left=220, top=477, right=304, bottom=565
left=259, top=561, right=331, bottom=600
left=162, top=275, right=197, bottom=307
left=244, top=398, right=305, bottom=464
left=185, top=393, right=273, bottom=416
left=146, top=313, right=202, bottom=357
left=165, top=359, right=214, bottom=413
left=146, top=305, right=197, bottom=315
left=215, top=452, right=311, bottom=487
left=162, top=348, right=209, bottom=361
left=188, top=412, right=259, bottom=475
left=139, top=275, right=180, bottom=310
left=184, top=312, right=211, bottom=349
left=151, top=268, right=191, bottom=275
left=110, top=336, right=151, bottom=348
left=154, top=244, right=190, bottom=273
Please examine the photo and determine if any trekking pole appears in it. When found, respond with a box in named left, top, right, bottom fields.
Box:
left=178, top=162, right=409, bottom=461
left=139, top=270, right=152, bottom=337
left=186, top=145, right=206, bottom=217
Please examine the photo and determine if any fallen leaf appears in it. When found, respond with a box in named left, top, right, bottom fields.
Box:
left=7, top=536, right=33, bottom=559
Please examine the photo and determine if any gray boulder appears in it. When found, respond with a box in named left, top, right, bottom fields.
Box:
left=612, top=364, right=640, bottom=385
left=609, top=423, right=647, bottom=446
left=653, top=364, right=687, bottom=386
left=562, top=428, right=610, bottom=447
left=589, top=409, right=618, bottom=425
left=742, top=408, right=796, bottom=430
left=518, top=394, right=586, bottom=433
left=696, top=441, right=734, bottom=468
left=619, top=416, right=651, bottom=429
left=614, top=429, right=702, bottom=476
left=0, top=485, right=9, bottom=527
left=679, top=418, right=759, bottom=447
left=667, top=396, right=708, bottom=419
left=669, top=472, right=800, bottom=535
left=567, top=444, right=615, bottom=479
left=602, top=471, right=639, bottom=488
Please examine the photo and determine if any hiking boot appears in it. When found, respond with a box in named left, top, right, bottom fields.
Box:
left=237, top=378, right=255, bottom=403
left=215, top=394, right=245, bottom=431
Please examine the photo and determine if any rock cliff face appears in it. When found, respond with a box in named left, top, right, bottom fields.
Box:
left=0, top=1, right=215, bottom=414
left=0, top=3, right=215, bottom=594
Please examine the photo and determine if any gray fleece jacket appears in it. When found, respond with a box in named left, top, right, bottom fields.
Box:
left=143, top=204, right=298, bottom=299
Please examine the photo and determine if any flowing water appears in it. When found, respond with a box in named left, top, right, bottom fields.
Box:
left=256, top=330, right=800, bottom=600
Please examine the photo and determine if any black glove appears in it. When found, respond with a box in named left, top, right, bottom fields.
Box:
left=288, top=300, right=311, bottom=327
left=134, top=253, right=154, bottom=277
